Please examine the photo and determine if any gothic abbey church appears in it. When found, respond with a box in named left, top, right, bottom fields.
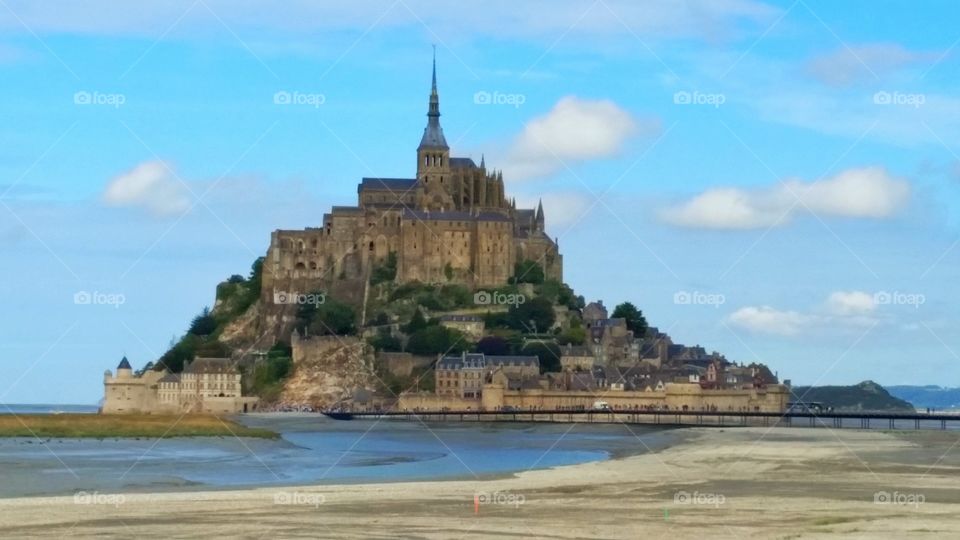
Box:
left=262, top=58, right=562, bottom=302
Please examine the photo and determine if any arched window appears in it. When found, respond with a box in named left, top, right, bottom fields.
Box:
left=369, top=241, right=374, bottom=251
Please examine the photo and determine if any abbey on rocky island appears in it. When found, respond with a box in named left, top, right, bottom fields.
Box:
left=262, top=56, right=562, bottom=302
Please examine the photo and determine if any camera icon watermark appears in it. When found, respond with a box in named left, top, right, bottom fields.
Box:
left=73, top=491, right=126, bottom=507
left=473, top=90, right=526, bottom=108
left=74, top=91, right=126, bottom=108
left=874, top=491, right=924, bottom=508
left=673, top=490, right=725, bottom=507
left=673, top=90, right=725, bottom=108
left=273, top=291, right=326, bottom=306
left=273, top=90, right=326, bottom=108
left=873, top=290, right=925, bottom=309
left=273, top=491, right=325, bottom=508
left=74, top=290, right=126, bottom=308
left=474, top=290, right=525, bottom=307
left=873, top=91, right=925, bottom=108
left=673, top=290, right=725, bottom=308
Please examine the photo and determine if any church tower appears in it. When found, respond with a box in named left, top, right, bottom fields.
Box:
left=416, top=50, right=454, bottom=211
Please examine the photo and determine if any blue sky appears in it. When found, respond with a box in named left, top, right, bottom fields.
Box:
left=1, top=0, right=958, bottom=404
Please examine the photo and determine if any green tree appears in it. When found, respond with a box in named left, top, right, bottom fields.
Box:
left=611, top=302, right=648, bottom=336
left=370, top=252, right=398, bottom=285
left=507, top=297, right=555, bottom=333
left=557, top=326, right=586, bottom=346
left=406, top=326, right=469, bottom=355
left=248, top=257, right=264, bottom=295
left=511, top=260, right=545, bottom=284
left=189, top=307, right=217, bottom=336
left=475, top=335, right=509, bottom=356
left=307, top=300, right=357, bottom=336
left=369, top=329, right=403, bottom=352
left=404, top=307, right=429, bottom=334
left=522, top=341, right=562, bottom=373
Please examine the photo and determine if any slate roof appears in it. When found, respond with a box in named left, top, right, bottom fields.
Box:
left=437, top=353, right=539, bottom=371
left=359, top=178, right=418, bottom=191
left=184, top=358, right=236, bottom=375
left=440, top=314, right=483, bottom=323
left=449, top=157, right=476, bottom=168
left=330, top=206, right=363, bottom=214
left=117, top=356, right=132, bottom=370
left=158, top=373, right=181, bottom=384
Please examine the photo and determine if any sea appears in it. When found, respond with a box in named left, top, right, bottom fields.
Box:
left=0, top=408, right=680, bottom=498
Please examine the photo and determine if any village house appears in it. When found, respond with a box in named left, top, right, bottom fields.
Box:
left=434, top=352, right=539, bottom=399
left=438, top=314, right=485, bottom=340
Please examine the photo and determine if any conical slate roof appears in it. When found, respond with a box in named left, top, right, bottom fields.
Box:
left=418, top=51, right=448, bottom=150
left=117, top=356, right=132, bottom=370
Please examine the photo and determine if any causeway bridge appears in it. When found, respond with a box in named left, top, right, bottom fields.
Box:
left=324, top=409, right=960, bottom=430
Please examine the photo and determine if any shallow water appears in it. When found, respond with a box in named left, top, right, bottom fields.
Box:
left=0, top=413, right=680, bottom=498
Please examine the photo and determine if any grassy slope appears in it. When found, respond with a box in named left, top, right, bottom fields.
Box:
left=0, top=414, right=277, bottom=439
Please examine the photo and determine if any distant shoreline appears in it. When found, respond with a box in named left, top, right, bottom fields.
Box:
left=0, top=414, right=277, bottom=439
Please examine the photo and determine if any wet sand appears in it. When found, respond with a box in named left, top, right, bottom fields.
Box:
left=2, top=427, right=959, bottom=539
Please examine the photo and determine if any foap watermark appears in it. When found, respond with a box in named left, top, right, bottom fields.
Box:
left=74, top=91, right=126, bottom=108
left=74, top=491, right=126, bottom=507
left=674, top=290, right=726, bottom=308
left=273, top=291, right=326, bottom=306
left=74, top=290, right=125, bottom=308
left=473, top=90, right=525, bottom=108
left=273, top=491, right=326, bottom=508
left=474, top=490, right=525, bottom=511
left=474, top=290, right=525, bottom=307
left=673, top=490, right=726, bottom=507
left=673, top=90, right=725, bottom=108
left=873, top=91, right=925, bottom=108
left=874, top=290, right=925, bottom=309
left=874, top=491, right=925, bottom=508
left=273, top=90, right=326, bottom=108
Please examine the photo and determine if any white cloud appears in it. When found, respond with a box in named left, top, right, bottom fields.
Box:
left=503, top=96, right=653, bottom=180
left=662, top=166, right=910, bottom=230
left=825, top=290, right=877, bottom=316
left=728, top=306, right=812, bottom=336
left=805, top=43, right=938, bottom=87
left=728, top=290, right=881, bottom=337
left=102, top=160, right=191, bottom=217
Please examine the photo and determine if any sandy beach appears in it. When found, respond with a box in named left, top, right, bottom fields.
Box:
left=2, top=426, right=959, bottom=539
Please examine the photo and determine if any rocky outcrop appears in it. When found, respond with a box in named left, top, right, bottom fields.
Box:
left=278, top=333, right=380, bottom=408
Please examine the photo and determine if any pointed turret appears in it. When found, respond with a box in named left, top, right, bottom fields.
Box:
left=117, top=356, right=133, bottom=379
left=535, top=198, right=545, bottom=231
left=418, top=48, right=448, bottom=151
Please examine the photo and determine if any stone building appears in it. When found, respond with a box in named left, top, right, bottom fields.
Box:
left=262, top=56, right=562, bottom=305
left=101, top=357, right=163, bottom=414
left=434, top=352, right=539, bottom=399
left=102, top=357, right=258, bottom=414
left=559, top=344, right=595, bottom=371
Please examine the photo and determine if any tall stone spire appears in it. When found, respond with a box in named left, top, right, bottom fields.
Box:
left=418, top=47, right=448, bottom=150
